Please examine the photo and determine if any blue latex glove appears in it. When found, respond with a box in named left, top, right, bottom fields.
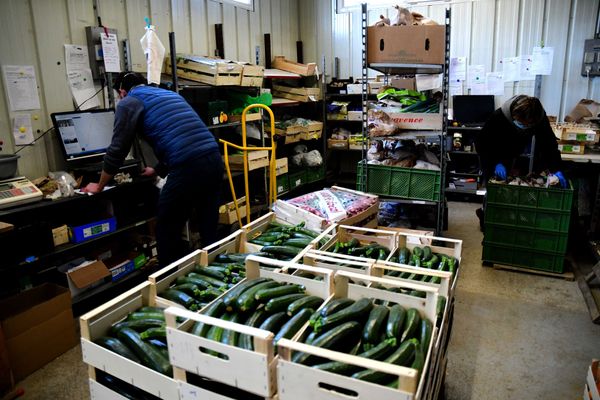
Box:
left=494, top=163, right=507, bottom=180
left=555, top=171, right=567, bottom=188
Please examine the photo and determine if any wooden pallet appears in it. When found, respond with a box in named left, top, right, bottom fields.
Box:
left=573, top=258, right=600, bottom=324
left=491, top=263, right=575, bottom=281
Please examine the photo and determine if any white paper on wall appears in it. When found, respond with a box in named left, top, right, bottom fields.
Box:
left=520, top=55, right=535, bottom=81
left=12, top=114, right=34, bottom=145
left=449, top=80, right=463, bottom=97
left=467, top=65, right=485, bottom=89
left=450, top=57, right=467, bottom=81
left=2, top=65, right=41, bottom=111
left=501, top=57, right=520, bottom=82
left=531, top=46, right=553, bottom=75
left=101, top=33, right=121, bottom=73
left=486, top=72, right=504, bottom=95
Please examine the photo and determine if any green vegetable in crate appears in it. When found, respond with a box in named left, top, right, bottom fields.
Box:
left=110, top=319, right=165, bottom=335
left=258, top=311, right=289, bottom=333
left=422, top=254, right=439, bottom=269
left=436, top=296, right=447, bottom=320
left=193, top=266, right=229, bottom=280
left=191, top=299, right=226, bottom=337
left=188, top=272, right=228, bottom=288
left=274, top=308, right=314, bottom=345
left=197, top=287, right=225, bottom=302
left=401, top=308, right=422, bottom=342
left=138, top=306, right=164, bottom=313
left=140, top=326, right=166, bottom=340
left=386, top=304, right=407, bottom=341
left=95, top=336, right=141, bottom=363
left=294, top=321, right=362, bottom=365
left=222, top=277, right=269, bottom=310
left=351, top=338, right=418, bottom=384
left=265, top=293, right=307, bottom=313
left=422, top=246, right=432, bottom=262
left=316, top=298, right=355, bottom=319
left=127, top=311, right=165, bottom=321
left=221, top=314, right=243, bottom=347
left=236, top=280, right=281, bottom=312
left=160, top=289, right=200, bottom=311
left=288, top=296, right=323, bottom=316
left=117, top=327, right=172, bottom=375
left=312, top=339, right=397, bottom=376
left=312, top=298, right=373, bottom=334
left=260, top=245, right=302, bottom=259
left=255, top=284, right=305, bottom=302
left=419, top=319, right=433, bottom=352
left=239, top=309, right=270, bottom=350
left=283, top=238, right=313, bottom=249
left=172, top=283, right=202, bottom=298
left=362, top=305, right=389, bottom=347
left=412, top=247, right=423, bottom=260
left=205, top=313, right=235, bottom=356
left=398, top=248, right=410, bottom=264
left=411, top=346, right=425, bottom=375
left=175, top=275, right=212, bottom=290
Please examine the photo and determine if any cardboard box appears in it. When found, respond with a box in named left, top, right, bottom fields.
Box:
left=346, top=84, right=363, bottom=94
left=69, top=217, right=116, bottom=244
left=108, top=259, right=135, bottom=282
left=347, top=111, right=362, bottom=121
left=558, top=141, right=585, bottom=154
left=276, top=158, right=289, bottom=176
left=66, top=260, right=111, bottom=297
left=51, top=225, right=69, bottom=247
left=367, top=25, right=446, bottom=65
left=0, top=284, right=77, bottom=382
left=390, top=76, right=416, bottom=90
left=369, top=82, right=385, bottom=94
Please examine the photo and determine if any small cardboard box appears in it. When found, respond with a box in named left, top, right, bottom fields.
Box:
left=51, top=225, right=69, bottom=247
left=367, top=25, right=446, bottom=65
left=108, top=259, right=135, bottom=282
left=0, top=284, right=78, bottom=382
left=346, top=84, right=363, bottom=94
left=390, top=76, right=416, bottom=90
left=558, top=141, right=585, bottom=154
left=66, top=260, right=111, bottom=297
left=69, top=217, right=116, bottom=244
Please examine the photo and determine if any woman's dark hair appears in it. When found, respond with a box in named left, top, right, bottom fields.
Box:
left=511, top=95, right=545, bottom=125
left=113, top=71, right=146, bottom=92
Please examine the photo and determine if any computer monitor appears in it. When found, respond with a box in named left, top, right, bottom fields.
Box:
left=452, top=95, right=496, bottom=126
left=51, top=109, right=115, bottom=162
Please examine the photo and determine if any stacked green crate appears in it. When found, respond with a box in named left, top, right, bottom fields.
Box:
left=482, top=181, right=573, bottom=273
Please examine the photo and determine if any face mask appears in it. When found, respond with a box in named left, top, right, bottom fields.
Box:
left=513, top=120, right=529, bottom=130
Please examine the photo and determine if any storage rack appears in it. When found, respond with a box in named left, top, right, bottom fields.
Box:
left=446, top=125, right=484, bottom=196
left=357, top=4, right=451, bottom=235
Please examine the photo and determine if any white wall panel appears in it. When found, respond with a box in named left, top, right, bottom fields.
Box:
left=222, top=3, right=238, bottom=59
left=171, top=0, right=192, bottom=54
left=125, top=0, right=152, bottom=71
left=150, top=0, right=173, bottom=52
left=190, top=0, right=209, bottom=54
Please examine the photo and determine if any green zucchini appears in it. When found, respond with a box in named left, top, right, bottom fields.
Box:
left=319, top=298, right=355, bottom=318
left=411, top=346, right=425, bottom=375
left=260, top=245, right=302, bottom=258
left=117, top=327, right=172, bottom=375
left=197, top=287, right=224, bottom=302
left=140, top=326, right=166, bottom=340
left=111, top=319, right=165, bottom=335
left=412, top=247, right=423, bottom=259
left=287, top=296, right=323, bottom=316
left=255, top=284, right=305, bottom=303
left=205, top=313, right=234, bottom=356
left=362, top=305, right=389, bottom=345
left=419, top=319, right=433, bottom=352
left=172, top=283, right=202, bottom=298
left=175, top=276, right=212, bottom=289
left=127, top=311, right=165, bottom=321
left=312, top=339, right=396, bottom=376
left=422, top=246, right=432, bottom=262
left=160, top=289, right=199, bottom=311
left=193, top=266, right=227, bottom=281
left=422, top=254, right=439, bottom=269
left=138, top=306, right=164, bottom=313
left=436, top=296, right=447, bottom=321
left=258, top=312, right=289, bottom=333
left=236, top=280, right=280, bottom=312
left=191, top=298, right=226, bottom=337
left=221, top=314, right=243, bottom=347
left=265, top=294, right=307, bottom=313
left=386, top=304, right=407, bottom=342
left=215, top=253, right=252, bottom=263
left=95, top=336, right=141, bottom=363
left=313, top=298, right=373, bottom=334
left=304, top=330, right=319, bottom=345
left=351, top=338, right=418, bottom=383
left=401, top=308, right=422, bottom=342
left=239, top=309, right=269, bottom=350
left=222, top=277, right=269, bottom=310
left=282, top=238, right=313, bottom=248
left=293, top=321, right=361, bottom=365
left=273, top=308, right=313, bottom=345
left=398, top=248, right=410, bottom=264
left=188, top=272, right=227, bottom=288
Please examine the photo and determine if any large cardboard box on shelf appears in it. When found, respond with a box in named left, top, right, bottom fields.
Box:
left=0, top=284, right=77, bottom=382
left=367, top=25, right=446, bottom=65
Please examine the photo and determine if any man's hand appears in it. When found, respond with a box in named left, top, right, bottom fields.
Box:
left=141, top=166, right=156, bottom=177
left=81, top=182, right=103, bottom=194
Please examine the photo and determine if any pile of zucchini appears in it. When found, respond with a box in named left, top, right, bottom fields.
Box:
left=95, top=306, right=172, bottom=376
left=159, top=263, right=246, bottom=311
left=248, top=221, right=322, bottom=261
left=294, top=298, right=432, bottom=388
left=330, top=238, right=391, bottom=260
left=387, top=246, right=458, bottom=281
left=190, top=277, right=324, bottom=352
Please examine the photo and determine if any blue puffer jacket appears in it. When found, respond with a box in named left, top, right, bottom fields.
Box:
left=128, top=85, right=218, bottom=169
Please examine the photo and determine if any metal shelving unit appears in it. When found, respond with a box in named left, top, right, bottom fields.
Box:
left=358, top=4, right=451, bottom=234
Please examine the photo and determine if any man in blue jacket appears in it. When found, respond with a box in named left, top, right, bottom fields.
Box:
left=83, top=71, right=223, bottom=266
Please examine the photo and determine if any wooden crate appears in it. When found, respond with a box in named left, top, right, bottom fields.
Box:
left=558, top=141, right=586, bottom=154
left=88, top=377, right=129, bottom=400
left=276, top=270, right=440, bottom=400
left=272, top=56, right=317, bottom=76
left=266, top=124, right=304, bottom=144
left=318, top=224, right=398, bottom=262
left=227, top=111, right=262, bottom=123
left=272, top=84, right=322, bottom=102
left=276, top=157, right=288, bottom=176
left=587, top=360, right=600, bottom=400
left=165, top=56, right=242, bottom=86
left=301, top=247, right=376, bottom=275
left=148, top=231, right=247, bottom=310
left=79, top=281, right=179, bottom=400
left=271, top=186, right=379, bottom=233
left=218, top=197, right=247, bottom=225
left=328, top=138, right=348, bottom=149
left=227, top=150, right=270, bottom=171
left=164, top=257, right=334, bottom=397
left=302, top=121, right=323, bottom=141
left=241, top=64, right=264, bottom=87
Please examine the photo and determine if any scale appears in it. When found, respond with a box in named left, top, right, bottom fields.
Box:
left=0, top=176, right=43, bottom=209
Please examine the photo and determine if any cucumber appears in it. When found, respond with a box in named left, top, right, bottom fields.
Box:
left=160, top=289, right=199, bottom=311
left=304, top=330, right=319, bottom=345
left=190, top=298, right=226, bottom=337
left=175, top=276, right=212, bottom=289
left=260, top=245, right=302, bottom=258
left=205, top=313, right=234, bottom=356
left=447, top=257, right=458, bottom=275
left=398, top=248, right=410, bottom=264
left=412, top=247, right=423, bottom=260
left=117, top=327, right=172, bottom=375
left=138, top=306, right=164, bottom=313
left=255, top=284, right=305, bottom=303
left=258, top=312, right=289, bottom=333
left=239, top=309, right=269, bottom=350
left=411, top=346, right=425, bottom=375
left=401, top=308, right=422, bottom=342
left=386, top=304, right=407, bottom=342
left=419, top=319, right=433, bottom=352
left=140, top=326, right=166, bottom=340
left=265, top=294, right=307, bottom=313
left=236, top=281, right=281, bottom=312
left=312, top=339, right=397, bottom=376
left=422, top=246, right=432, bottom=262
left=293, top=321, right=361, bottom=365
left=351, top=338, right=418, bottom=383
left=95, top=336, right=141, bottom=363
left=282, top=238, right=313, bottom=248
left=319, top=298, right=355, bottom=318
left=436, top=296, right=447, bottom=321
left=111, top=319, right=165, bottom=335
left=295, top=227, right=320, bottom=238
left=221, top=313, right=243, bottom=347
left=127, top=311, right=165, bottom=321
left=313, top=298, right=373, bottom=334
left=172, top=283, right=202, bottom=298
left=287, top=296, right=323, bottom=316
left=422, top=254, right=439, bottom=269
left=222, top=277, right=269, bottom=310
left=193, top=266, right=227, bottom=280
left=362, top=305, right=389, bottom=345
left=188, top=272, right=227, bottom=288
left=273, top=308, right=313, bottom=345
left=215, top=253, right=251, bottom=263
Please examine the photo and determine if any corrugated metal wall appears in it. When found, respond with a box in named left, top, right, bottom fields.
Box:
left=0, top=0, right=299, bottom=178
left=299, top=0, right=600, bottom=119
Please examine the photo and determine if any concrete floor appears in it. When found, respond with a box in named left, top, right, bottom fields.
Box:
left=12, top=201, right=600, bottom=399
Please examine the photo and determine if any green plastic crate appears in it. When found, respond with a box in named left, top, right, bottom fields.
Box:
left=484, top=204, right=571, bottom=233
left=276, top=174, right=289, bottom=194
left=305, top=165, right=325, bottom=183
left=288, top=170, right=305, bottom=189
left=483, top=223, right=568, bottom=254
left=486, top=181, right=573, bottom=211
left=356, top=161, right=441, bottom=201
left=482, top=242, right=565, bottom=273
